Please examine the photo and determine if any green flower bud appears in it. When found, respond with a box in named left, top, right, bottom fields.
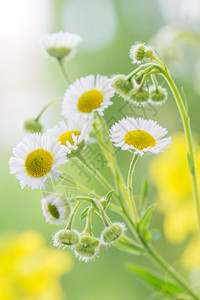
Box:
left=129, top=87, right=149, bottom=104
left=53, top=229, right=79, bottom=247
left=24, top=119, right=42, bottom=133
left=74, top=243, right=96, bottom=262
left=144, top=46, right=153, bottom=59
left=130, top=44, right=145, bottom=63
left=46, top=47, right=72, bottom=59
left=80, top=234, right=100, bottom=249
left=149, top=86, right=167, bottom=105
left=111, top=75, right=134, bottom=98
left=101, top=223, right=125, bottom=244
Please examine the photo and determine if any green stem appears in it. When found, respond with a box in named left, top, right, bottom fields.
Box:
left=138, top=232, right=200, bottom=300
left=60, top=174, right=91, bottom=194
left=57, top=57, right=71, bottom=85
left=93, top=117, right=130, bottom=214
left=127, top=154, right=139, bottom=222
left=126, top=63, right=163, bottom=81
left=35, top=99, right=61, bottom=122
left=66, top=201, right=81, bottom=230
left=150, top=74, right=159, bottom=90
left=76, top=154, right=114, bottom=193
left=94, top=199, right=110, bottom=227
left=162, top=69, right=200, bottom=234
left=121, top=210, right=200, bottom=299
left=84, top=207, right=93, bottom=234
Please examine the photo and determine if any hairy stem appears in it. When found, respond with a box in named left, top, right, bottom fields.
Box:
left=127, top=154, right=139, bottom=222
left=57, top=57, right=71, bottom=85
left=35, top=99, right=61, bottom=122
left=162, top=69, right=200, bottom=234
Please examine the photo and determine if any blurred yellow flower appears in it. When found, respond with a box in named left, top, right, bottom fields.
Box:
left=149, top=132, right=200, bottom=241
left=149, top=132, right=200, bottom=270
left=0, top=230, right=73, bottom=300
left=182, top=237, right=200, bottom=270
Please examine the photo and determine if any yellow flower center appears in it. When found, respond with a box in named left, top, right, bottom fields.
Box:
left=77, top=89, right=103, bottom=113
left=47, top=203, right=60, bottom=219
left=25, top=149, right=53, bottom=177
left=124, top=130, right=156, bottom=150
left=57, top=130, right=81, bottom=146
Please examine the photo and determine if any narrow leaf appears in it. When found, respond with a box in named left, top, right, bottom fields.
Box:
left=106, top=190, right=114, bottom=205
left=80, top=207, right=89, bottom=220
left=187, top=153, right=194, bottom=176
left=140, top=177, right=148, bottom=211
left=126, top=264, right=183, bottom=297
left=114, top=236, right=144, bottom=255
left=139, top=204, right=156, bottom=232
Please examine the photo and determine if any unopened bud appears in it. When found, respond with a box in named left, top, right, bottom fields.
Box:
left=130, top=43, right=154, bottom=64
left=24, top=119, right=42, bottom=133
left=53, top=229, right=79, bottom=247
left=101, top=222, right=125, bottom=244
left=74, top=243, right=97, bottom=262
left=129, top=87, right=149, bottom=104
left=144, top=46, right=153, bottom=59
left=149, top=86, right=167, bottom=105
left=80, top=234, right=100, bottom=249
left=111, top=75, right=134, bottom=98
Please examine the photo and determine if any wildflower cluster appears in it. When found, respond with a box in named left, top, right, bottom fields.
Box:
left=9, top=32, right=200, bottom=299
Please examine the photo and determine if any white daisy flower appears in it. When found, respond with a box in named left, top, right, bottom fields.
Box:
left=40, top=31, right=82, bottom=59
left=62, top=75, right=114, bottom=120
left=41, top=194, right=70, bottom=224
left=9, top=133, right=67, bottom=189
left=110, top=117, right=171, bottom=157
left=47, top=120, right=91, bottom=153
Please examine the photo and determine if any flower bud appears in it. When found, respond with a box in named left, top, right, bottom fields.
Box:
left=129, top=87, right=149, bottom=105
left=111, top=75, right=134, bottom=98
left=24, top=119, right=42, bottom=133
left=144, top=46, right=153, bottom=59
left=53, top=229, right=79, bottom=247
left=131, top=44, right=145, bottom=63
left=80, top=234, right=100, bottom=249
left=130, top=43, right=154, bottom=64
left=75, top=243, right=96, bottom=261
left=41, top=194, right=70, bottom=224
left=149, top=86, right=167, bottom=105
left=101, top=222, right=125, bottom=244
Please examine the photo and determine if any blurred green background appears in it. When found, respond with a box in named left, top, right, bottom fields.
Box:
left=1, top=0, right=200, bottom=299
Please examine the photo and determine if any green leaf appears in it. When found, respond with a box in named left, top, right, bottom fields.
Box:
left=126, top=264, right=184, bottom=297
left=80, top=207, right=90, bottom=220
left=105, top=190, right=114, bottom=204
left=140, top=177, right=148, bottom=211
left=114, top=236, right=144, bottom=255
left=187, top=153, right=194, bottom=176
left=139, top=204, right=156, bottom=232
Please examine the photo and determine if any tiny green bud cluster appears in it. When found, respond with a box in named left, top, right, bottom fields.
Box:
left=130, top=43, right=153, bottom=64
left=74, top=233, right=100, bottom=262
left=24, top=119, right=43, bottom=133
left=101, top=222, right=125, bottom=244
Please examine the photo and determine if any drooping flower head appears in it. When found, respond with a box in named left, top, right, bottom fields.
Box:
left=47, top=120, right=91, bottom=154
left=129, top=43, right=153, bottom=64
left=62, top=75, right=114, bottom=121
left=41, top=194, right=70, bottom=224
left=110, top=117, right=171, bottom=156
left=9, top=133, right=67, bottom=189
left=40, top=31, right=82, bottom=60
